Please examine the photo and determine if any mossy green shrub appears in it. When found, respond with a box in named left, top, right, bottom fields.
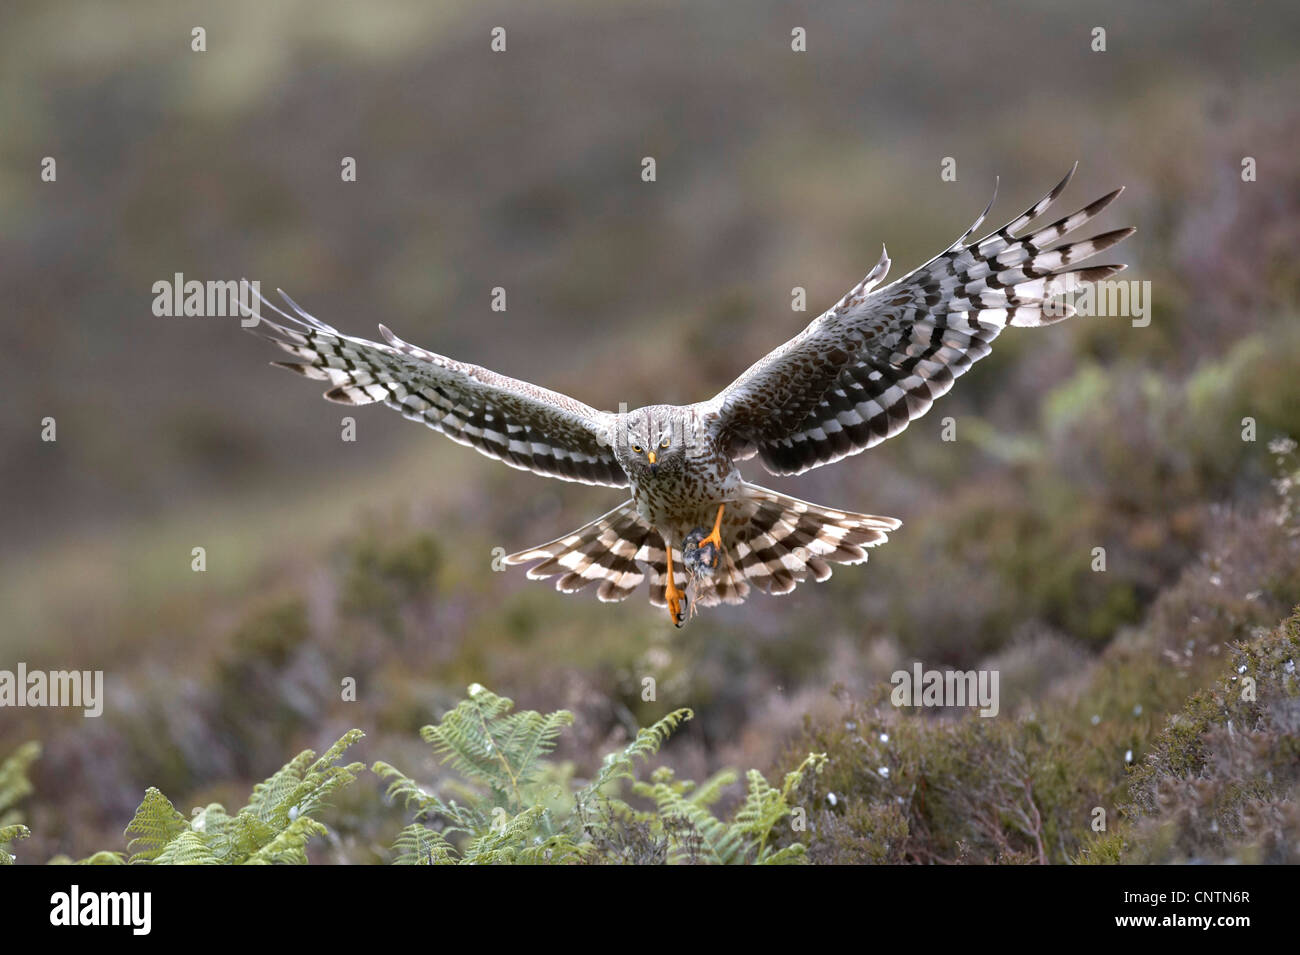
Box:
left=786, top=464, right=1300, bottom=864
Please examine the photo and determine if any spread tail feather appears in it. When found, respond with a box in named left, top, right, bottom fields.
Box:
left=502, top=483, right=900, bottom=615
left=695, top=483, right=900, bottom=607
left=502, top=500, right=661, bottom=604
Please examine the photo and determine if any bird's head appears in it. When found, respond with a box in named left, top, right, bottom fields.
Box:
left=616, top=405, right=684, bottom=479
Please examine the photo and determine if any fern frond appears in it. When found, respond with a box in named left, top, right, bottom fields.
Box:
left=371, top=760, right=481, bottom=834
left=0, top=823, right=31, bottom=865
left=222, top=809, right=278, bottom=863
left=515, top=832, right=590, bottom=865
left=372, top=760, right=438, bottom=812
left=123, top=731, right=364, bottom=864
left=574, top=708, right=694, bottom=819
left=295, top=728, right=367, bottom=818
left=420, top=685, right=573, bottom=810
left=460, top=804, right=548, bottom=864
left=780, top=752, right=828, bottom=801
left=633, top=771, right=745, bottom=865
left=0, top=742, right=40, bottom=823
left=622, top=709, right=693, bottom=764
left=732, top=769, right=782, bottom=832
left=48, top=851, right=128, bottom=865
left=375, top=687, right=807, bottom=865
left=731, top=769, right=787, bottom=860
left=735, top=754, right=825, bottom=863
left=501, top=709, right=575, bottom=789
left=151, top=829, right=221, bottom=865
left=391, top=823, right=458, bottom=865
left=243, top=816, right=328, bottom=865
left=756, top=844, right=807, bottom=865
left=251, top=729, right=366, bottom=826
left=247, top=748, right=316, bottom=821
left=125, top=788, right=189, bottom=863
left=420, top=685, right=517, bottom=783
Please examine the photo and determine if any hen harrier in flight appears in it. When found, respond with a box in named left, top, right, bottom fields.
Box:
left=243, top=165, right=1131, bottom=626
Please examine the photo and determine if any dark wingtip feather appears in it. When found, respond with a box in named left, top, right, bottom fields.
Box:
left=324, top=385, right=366, bottom=405
left=952, top=177, right=1001, bottom=249
left=1070, top=263, right=1129, bottom=282
left=1083, top=186, right=1125, bottom=217
left=1049, top=162, right=1078, bottom=201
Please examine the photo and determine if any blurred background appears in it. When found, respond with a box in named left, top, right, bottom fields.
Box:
left=2, top=0, right=1299, bottom=862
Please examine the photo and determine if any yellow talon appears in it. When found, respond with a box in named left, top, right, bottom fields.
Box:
left=697, top=504, right=726, bottom=568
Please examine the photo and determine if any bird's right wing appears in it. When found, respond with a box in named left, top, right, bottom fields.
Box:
left=243, top=290, right=629, bottom=488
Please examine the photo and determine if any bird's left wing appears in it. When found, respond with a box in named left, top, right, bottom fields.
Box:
left=243, top=290, right=628, bottom=487
left=702, top=166, right=1133, bottom=475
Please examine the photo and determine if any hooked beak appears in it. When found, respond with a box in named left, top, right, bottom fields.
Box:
left=647, top=450, right=657, bottom=465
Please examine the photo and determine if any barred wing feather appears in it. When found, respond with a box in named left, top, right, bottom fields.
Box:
left=706, top=165, right=1134, bottom=476
left=244, top=290, right=628, bottom=488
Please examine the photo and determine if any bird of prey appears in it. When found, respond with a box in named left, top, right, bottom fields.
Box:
left=243, top=166, right=1131, bottom=627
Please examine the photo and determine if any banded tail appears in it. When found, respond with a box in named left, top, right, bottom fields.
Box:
left=503, top=483, right=899, bottom=616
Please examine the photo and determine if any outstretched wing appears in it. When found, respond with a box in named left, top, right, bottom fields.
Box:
left=243, top=290, right=628, bottom=487
left=703, top=165, right=1134, bottom=475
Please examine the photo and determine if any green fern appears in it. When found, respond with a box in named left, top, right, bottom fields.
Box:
left=374, top=686, right=582, bottom=862
left=390, top=823, right=457, bottom=865
left=0, top=742, right=40, bottom=865
left=48, top=850, right=127, bottom=865
left=13, top=686, right=822, bottom=865
left=634, top=767, right=745, bottom=863
left=632, top=751, right=826, bottom=864
left=376, top=685, right=695, bottom=863
left=123, top=788, right=189, bottom=862
left=377, top=683, right=821, bottom=864
left=736, top=753, right=827, bottom=861
left=119, top=729, right=364, bottom=864
left=245, top=816, right=329, bottom=865
left=573, top=707, right=694, bottom=808
left=419, top=683, right=574, bottom=809
left=0, top=824, right=31, bottom=865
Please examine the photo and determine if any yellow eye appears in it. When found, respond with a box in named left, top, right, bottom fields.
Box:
left=660, top=439, right=670, bottom=449
left=632, top=444, right=643, bottom=454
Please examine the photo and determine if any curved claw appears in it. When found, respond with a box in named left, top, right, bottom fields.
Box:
left=668, top=588, right=688, bottom=628
left=697, top=504, right=725, bottom=571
